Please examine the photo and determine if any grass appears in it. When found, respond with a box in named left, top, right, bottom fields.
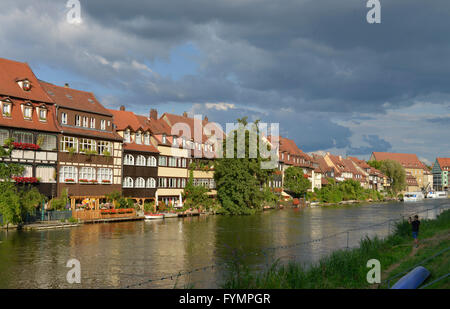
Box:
left=221, top=209, right=450, bottom=289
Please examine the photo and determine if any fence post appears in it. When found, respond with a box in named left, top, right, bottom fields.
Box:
left=346, top=231, right=349, bottom=249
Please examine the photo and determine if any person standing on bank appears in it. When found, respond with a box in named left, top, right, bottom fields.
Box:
left=408, top=215, right=420, bottom=248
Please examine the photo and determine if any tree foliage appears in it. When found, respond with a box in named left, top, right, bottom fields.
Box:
left=370, top=159, right=406, bottom=194
left=182, top=169, right=212, bottom=211
left=0, top=138, right=44, bottom=225
left=309, top=179, right=383, bottom=203
left=283, top=166, right=311, bottom=198
left=214, top=118, right=274, bottom=215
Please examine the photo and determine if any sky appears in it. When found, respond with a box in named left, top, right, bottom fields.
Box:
left=1, top=0, right=449, bottom=164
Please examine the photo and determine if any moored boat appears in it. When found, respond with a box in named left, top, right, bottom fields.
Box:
left=144, top=213, right=164, bottom=220
left=403, top=192, right=425, bottom=202
left=426, top=191, right=448, bottom=199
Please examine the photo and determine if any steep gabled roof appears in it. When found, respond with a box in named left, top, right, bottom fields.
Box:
left=0, top=58, right=53, bottom=103
left=436, top=158, right=450, bottom=171
left=40, top=81, right=112, bottom=116
left=371, top=152, right=426, bottom=169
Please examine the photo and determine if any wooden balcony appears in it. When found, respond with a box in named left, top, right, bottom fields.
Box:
left=72, top=209, right=139, bottom=222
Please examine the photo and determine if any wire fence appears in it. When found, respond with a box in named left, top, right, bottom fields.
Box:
left=122, top=203, right=450, bottom=289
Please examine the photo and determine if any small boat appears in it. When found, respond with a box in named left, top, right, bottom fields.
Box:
left=426, top=191, right=448, bottom=199
left=310, top=202, right=320, bottom=208
left=391, top=266, right=430, bottom=289
left=403, top=192, right=425, bottom=202
left=162, top=212, right=178, bottom=218
left=144, top=213, right=164, bottom=220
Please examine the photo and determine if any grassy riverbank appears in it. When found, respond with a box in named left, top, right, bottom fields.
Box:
left=222, top=209, right=450, bottom=289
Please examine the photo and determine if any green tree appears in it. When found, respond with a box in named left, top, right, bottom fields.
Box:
left=0, top=138, right=43, bottom=226
left=183, top=170, right=211, bottom=211
left=378, top=160, right=406, bottom=194
left=367, top=160, right=383, bottom=170
left=283, top=166, right=311, bottom=198
left=214, top=118, right=274, bottom=215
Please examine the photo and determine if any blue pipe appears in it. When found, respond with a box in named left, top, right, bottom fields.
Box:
left=391, top=266, right=430, bottom=289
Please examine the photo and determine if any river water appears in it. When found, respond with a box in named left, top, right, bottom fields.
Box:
left=0, top=199, right=448, bottom=289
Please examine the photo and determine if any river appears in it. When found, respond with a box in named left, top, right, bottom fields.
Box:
left=0, top=199, right=448, bottom=289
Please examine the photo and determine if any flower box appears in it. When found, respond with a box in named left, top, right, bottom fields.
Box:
left=12, top=142, right=40, bottom=150
left=13, top=176, right=39, bottom=184
left=65, top=179, right=75, bottom=183
left=101, top=180, right=111, bottom=184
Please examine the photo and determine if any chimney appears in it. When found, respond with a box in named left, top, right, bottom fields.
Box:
left=183, top=112, right=188, bottom=117
left=150, top=109, right=158, bottom=120
left=64, top=83, right=70, bottom=88
left=204, top=115, right=209, bottom=122
left=120, top=105, right=126, bottom=111
left=339, top=155, right=342, bottom=160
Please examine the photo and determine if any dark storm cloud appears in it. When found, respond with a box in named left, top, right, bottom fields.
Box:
left=1, top=0, right=449, bottom=157
left=347, top=134, right=392, bottom=156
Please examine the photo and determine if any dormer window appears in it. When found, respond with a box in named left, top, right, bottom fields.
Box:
left=90, top=118, right=95, bottom=129
left=136, top=131, right=142, bottom=144
left=75, top=115, right=81, bottom=126
left=2, top=101, right=11, bottom=117
left=162, top=134, right=167, bottom=144
left=38, top=108, right=47, bottom=121
left=17, top=79, right=32, bottom=91
left=83, top=116, right=88, bottom=128
left=100, top=120, right=106, bottom=130
left=124, top=130, right=131, bottom=143
left=144, top=132, right=150, bottom=145
left=23, top=105, right=32, bottom=120
left=61, top=112, right=67, bottom=125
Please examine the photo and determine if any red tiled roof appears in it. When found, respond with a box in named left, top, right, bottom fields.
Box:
left=162, top=113, right=225, bottom=140
left=109, top=109, right=144, bottom=131
left=40, top=81, right=112, bottom=116
left=372, top=152, right=427, bottom=169
left=124, top=142, right=159, bottom=153
left=436, top=158, right=450, bottom=170
left=0, top=58, right=53, bottom=103
left=0, top=98, right=59, bottom=133
left=56, top=125, right=123, bottom=141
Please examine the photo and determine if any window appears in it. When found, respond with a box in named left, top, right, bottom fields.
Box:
left=90, top=118, right=95, bottom=129
left=123, top=177, right=134, bottom=188
left=124, top=154, right=135, bottom=165
left=136, top=155, right=146, bottom=166
left=100, top=120, right=106, bottom=130
left=144, top=133, right=150, bottom=145
left=59, top=166, right=78, bottom=183
left=182, top=158, right=187, bottom=168
left=39, top=108, right=47, bottom=121
left=169, top=157, right=177, bottom=167
left=79, top=138, right=96, bottom=153
left=162, top=134, right=166, bottom=144
left=124, top=130, right=131, bottom=143
left=61, top=112, right=67, bottom=125
left=159, top=156, right=167, bottom=166
left=13, top=131, right=33, bottom=144
left=97, top=141, right=112, bottom=155
left=158, top=177, right=167, bottom=188
left=75, top=115, right=81, bottom=126
left=36, top=166, right=56, bottom=183
left=98, top=168, right=112, bottom=183
left=23, top=106, right=32, bottom=119
left=198, top=143, right=201, bottom=151
left=37, top=134, right=57, bottom=151
left=82, top=117, right=88, bottom=128
left=0, top=129, right=10, bottom=146
left=182, top=138, right=186, bottom=148
left=148, top=156, right=157, bottom=167
left=60, top=136, right=78, bottom=152
left=135, top=131, right=142, bottom=144
left=79, top=167, right=96, bottom=181
left=2, top=102, right=11, bottom=116
left=181, top=178, right=186, bottom=188
left=147, top=178, right=156, bottom=188
left=135, top=177, right=145, bottom=188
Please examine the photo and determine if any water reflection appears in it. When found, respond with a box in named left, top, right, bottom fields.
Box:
left=0, top=199, right=448, bottom=288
